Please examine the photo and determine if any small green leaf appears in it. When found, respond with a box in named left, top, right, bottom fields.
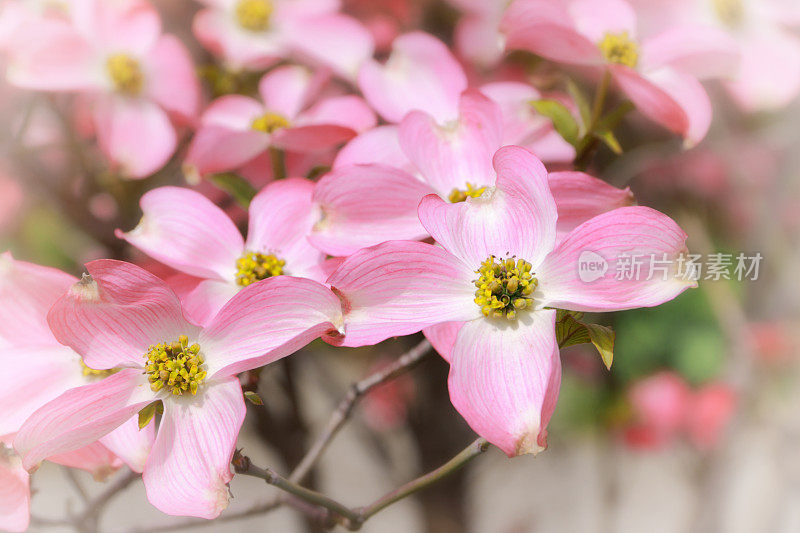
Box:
left=585, top=323, right=615, bottom=370
left=566, top=79, right=591, bottom=132
left=556, top=312, right=591, bottom=349
left=595, top=129, right=623, bottom=154
left=138, top=402, right=158, bottom=430
left=596, top=100, right=635, bottom=132
left=244, top=391, right=264, bottom=406
left=530, top=99, right=580, bottom=146
left=209, top=172, right=257, bottom=208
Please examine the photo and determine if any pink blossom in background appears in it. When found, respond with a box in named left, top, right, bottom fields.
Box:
left=343, top=0, right=419, bottom=52
left=445, top=0, right=507, bottom=67
left=5, top=0, right=200, bottom=178
left=502, top=0, right=740, bottom=146
left=324, top=146, right=694, bottom=456
left=14, top=260, right=343, bottom=518
left=0, top=172, right=22, bottom=237
left=118, top=180, right=327, bottom=325
left=624, top=371, right=691, bottom=449
left=685, top=383, right=737, bottom=450
left=362, top=357, right=417, bottom=432
left=193, top=0, right=373, bottom=79
left=184, top=65, right=375, bottom=179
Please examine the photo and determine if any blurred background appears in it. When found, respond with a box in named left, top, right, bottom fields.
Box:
left=2, top=0, right=799, bottom=532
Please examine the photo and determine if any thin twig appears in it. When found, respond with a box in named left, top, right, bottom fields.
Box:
left=73, top=470, right=140, bottom=530
left=63, top=467, right=90, bottom=504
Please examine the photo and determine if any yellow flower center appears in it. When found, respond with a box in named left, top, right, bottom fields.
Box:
left=251, top=112, right=291, bottom=134
left=598, top=31, right=639, bottom=68
left=80, top=360, right=118, bottom=379
left=235, top=0, right=273, bottom=32
left=144, top=336, right=207, bottom=396
left=712, top=0, right=744, bottom=28
left=474, top=256, right=537, bottom=320
left=235, top=251, right=285, bottom=287
left=106, top=53, right=144, bottom=95
left=448, top=183, right=487, bottom=203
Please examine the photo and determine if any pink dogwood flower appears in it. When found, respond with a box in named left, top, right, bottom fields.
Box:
left=444, top=0, right=507, bottom=67
left=193, top=0, right=373, bottom=79
left=311, top=90, right=632, bottom=256
left=501, top=0, right=739, bottom=146
left=323, top=146, right=695, bottom=455
left=5, top=0, right=200, bottom=178
left=184, top=65, right=375, bottom=179
left=14, top=259, right=343, bottom=518
left=0, top=447, right=28, bottom=533
left=117, top=180, right=326, bottom=325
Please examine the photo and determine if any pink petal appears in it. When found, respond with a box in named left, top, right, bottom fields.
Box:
left=358, top=32, right=467, bottom=123
left=454, top=13, right=505, bottom=67
left=0, top=453, right=29, bottom=533
left=118, top=186, right=244, bottom=281
left=192, top=8, right=283, bottom=70
left=567, top=0, right=637, bottom=42
left=14, top=369, right=153, bottom=471
left=417, top=146, right=557, bottom=268
left=99, top=415, right=155, bottom=474
left=47, top=260, right=199, bottom=369
left=548, top=170, right=635, bottom=239
left=93, top=96, right=177, bottom=179
left=525, top=129, right=577, bottom=164
left=257, top=65, right=320, bottom=119
left=310, top=164, right=432, bottom=256
left=200, top=277, right=343, bottom=377
left=272, top=124, right=358, bottom=153
left=398, top=90, right=503, bottom=197
left=422, top=321, right=464, bottom=363
left=0, top=345, right=84, bottom=439
left=200, top=94, right=265, bottom=130
left=48, top=441, right=123, bottom=480
left=333, top=126, right=412, bottom=172
left=75, top=0, right=162, bottom=54
left=246, top=178, right=325, bottom=279
left=143, top=377, right=245, bottom=519
left=146, top=35, right=201, bottom=122
left=168, top=275, right=240, bottom=327
left=479, top=81, right=543, bottom=146
left=296, top=95, right=377, bottom=133
left=612, top=65, right=711, bottom=147
left=325, top=240, right=479, bottom=347
left=0, top=253, right=76, bottom=344
left=448, top=310, right=561, bottom=457
left=501, top=0, right=603, bottom=66
left=537, top=206, right=697, bottom=312
left=285, top=13, right=375, bottom=81
left=641, top=25, right=739, bottom=80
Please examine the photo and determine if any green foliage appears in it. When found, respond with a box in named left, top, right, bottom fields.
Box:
left=530, top=99, right=580, bottom=146
left=209, top=172, right=257, bottom=208
left=556, top=310, right=615, bottom=369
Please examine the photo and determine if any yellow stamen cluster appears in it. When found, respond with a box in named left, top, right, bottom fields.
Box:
left=144, top=335, right=207, bottom=396
left=598, top=31, right=639, bottom=68
left=251, top=112, right=291, bottom=134
left=106, top=54, right=144, bottom=95
left=448, top=182, right=487, bottom=203
left=712, top=0, right=743, bottom=28
left=235, top=0, right=273, bottom=32
left=80, top=360, right=118, bottom=379
left=474, top=256, right=537, bottom=320
left=235, top=251, right=285, bottom=286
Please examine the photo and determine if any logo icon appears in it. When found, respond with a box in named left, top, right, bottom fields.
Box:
left=577, top=251, right=608, bottom=283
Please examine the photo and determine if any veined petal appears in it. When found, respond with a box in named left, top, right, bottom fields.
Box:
left=169, top=275, right=240, bottom=327
left=0, top=452, right=29, bottom=533
left=418, top=146, right=557, bottom=268
left=14, top=369, right=153, bottom=471
left=48, top=441, right=123, bottom=480
left=118, top=186, right=244, bottom=281
left=398, top=90, right=503, bottom=197
left=143, top=378, right=245, bottom=519
left=184, top=125, right=268, bottom=177
left=423, top=321, right=464, bottom=363
left=246, top=178, right=324, bottom=275
left=333, top=126, right=412, bottom=171
left=295, top=95, right=377, bottom=133
left=47, top=260, right=199, bottom=369
left=548, top=171, right=635, bottom=240
left=537, top=206, right=696, bottom=312
left=448, top=310, right=561, bottom=457
left=200, top=277, right=343, bottom=378
left=358, top=32, right=466, bottom=123
left=0, top=253, right=75, bottom=344
left=325, top=240, right=479, bottom=347
left=99, top=415, right=156, bottom=474
left=310, top=164, right=432, bottom=257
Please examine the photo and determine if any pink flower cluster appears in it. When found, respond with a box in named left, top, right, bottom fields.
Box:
left=2, top=0, right=787, bottom=528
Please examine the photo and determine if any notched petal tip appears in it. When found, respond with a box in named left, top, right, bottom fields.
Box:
left=69, top=274, right=101, bottom=302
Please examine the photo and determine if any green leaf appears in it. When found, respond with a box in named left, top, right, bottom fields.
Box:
left=566, top=79, right=591, bottom=132
left=244, top=391, right=264, bottom=406
left=530, top=99, right=580, bottom=146
left=596, top=100, right=635, bottom=132
left=209, top=172, right=257, bottom=208
left=595, top=129, right=623, bottom=154
left=556, top=312, right=591, bottom=349
left=585, top=323, right=615, bottom=370
left=138, top=402, right=159, bottom=430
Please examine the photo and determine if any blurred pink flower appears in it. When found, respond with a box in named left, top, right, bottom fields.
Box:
left=184, top=65, right=375, bottom=179
left=15, top=260, right=343, bottom=518
left=117, top=181, right=327, bottom=325
left=0, top=172, right=22, bottom=237
left=5, top=0, right=200, bottom=178
left=324, top=146, right=694, bottom=456
left=343, top=0, right=419, bottom=52
left=445, top=0, right=507, bottom=67
left=625, top=371, right=691, bottom=449
left=312, top=90, right=632, bottom=256
left=193, top=0, right=373, bottom=79
left=502, top=0, right=740, bottom=146
left=362, top=357, right=417, bottom=432
left=0, top=446, right=28, bottom=533
left=685, top=383, right=736, bottom=450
